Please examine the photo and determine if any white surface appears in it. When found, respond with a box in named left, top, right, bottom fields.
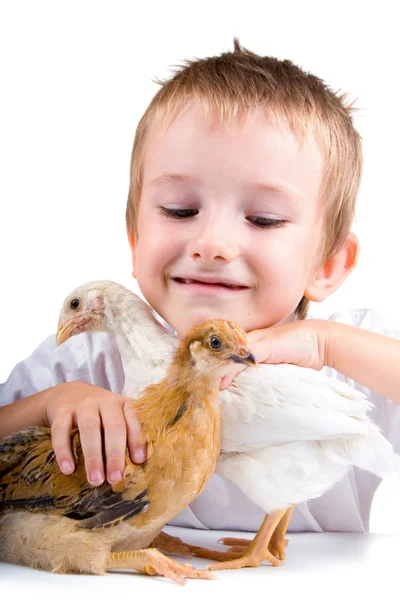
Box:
left=0, top=525, right=398, bottom=597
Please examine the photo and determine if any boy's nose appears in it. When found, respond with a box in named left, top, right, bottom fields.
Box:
left=187, top=234, right=239, bottom=263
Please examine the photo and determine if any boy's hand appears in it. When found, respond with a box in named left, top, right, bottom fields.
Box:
left=220, top=320, right=328, bottom=389
left=43, top=381, right=146, bottom=486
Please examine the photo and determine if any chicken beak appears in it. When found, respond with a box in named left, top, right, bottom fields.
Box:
left=56, top=318, right=76, bottom=346
left=228, top=349, right=257, bottom=366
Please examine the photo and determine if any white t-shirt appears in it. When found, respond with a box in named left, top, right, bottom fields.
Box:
left=1, top=308, right=399, bottom=533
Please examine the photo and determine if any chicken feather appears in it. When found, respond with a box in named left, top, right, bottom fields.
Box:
left=219, top=365, right=373, bottom=452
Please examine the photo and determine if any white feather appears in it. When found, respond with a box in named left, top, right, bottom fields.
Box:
left=219, top=365, right=372, bottom=452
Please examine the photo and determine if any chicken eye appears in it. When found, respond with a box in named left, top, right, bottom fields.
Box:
left=209, top=336, right=222, bottom=351
left=70, top=298, right=81, bottom=310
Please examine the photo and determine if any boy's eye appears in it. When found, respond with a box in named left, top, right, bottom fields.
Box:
left=247, top=216, right=287, bottom=229
left=159, top=207, right=198, bottom=219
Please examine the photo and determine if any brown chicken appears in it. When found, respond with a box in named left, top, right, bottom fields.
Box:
left=0, top=320, right=255, bottom=584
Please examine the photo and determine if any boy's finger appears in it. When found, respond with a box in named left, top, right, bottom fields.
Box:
left=76, top=410, right=105, bottom=486
left=247, top=329, right=267, bottom=343
left=247, top=339, right=276, bottom=364
left=100, top=404, right=127, bottom=484
left=220, top=374, right=233, bottom=389
left=51, top=413, right=75, bottom=475
left=124, top=403, right=146, bottom=464
left=220, top=364, right=247, bottom=389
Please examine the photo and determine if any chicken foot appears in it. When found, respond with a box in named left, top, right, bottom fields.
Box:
left=202, top=508, right=290, bottom=570
left=161, top=511, right=287, bottom=568
left=153, top=505, right=294, bottom=566
left=218, top=505, right=295, bottom=561
left=171, top=512, right=286, bottom=568
left=106, top=548, right=215, bottom=585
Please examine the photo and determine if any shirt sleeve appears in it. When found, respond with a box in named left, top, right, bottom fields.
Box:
left=0, top=332, right=125, bottom=407
left=319, top=308, right=400, bottom=454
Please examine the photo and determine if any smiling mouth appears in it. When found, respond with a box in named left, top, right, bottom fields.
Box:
left=173, top=277, right=248, bottom=291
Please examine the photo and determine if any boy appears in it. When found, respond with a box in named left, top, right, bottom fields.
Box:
left=1, top=40, right=400, bottom=533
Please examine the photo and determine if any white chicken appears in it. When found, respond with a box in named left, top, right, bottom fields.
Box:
left=54, top=280, right=399, bottom=569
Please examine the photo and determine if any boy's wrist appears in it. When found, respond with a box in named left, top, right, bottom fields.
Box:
left=25, top=382, right=73, bottom=429
left=0, top=384, right=59, bottom=438
left=302, top=318, right=333, bottom=370
left=25, top=384, right=58, bottom=428
left=316, top=319, right=356, bottom=372
left=40, top=383, right=63, bottom=428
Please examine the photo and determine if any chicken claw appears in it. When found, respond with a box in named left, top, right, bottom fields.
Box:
left=268, top=532, right=289, bottom=560
left=106, top=548, right=216, bottom=585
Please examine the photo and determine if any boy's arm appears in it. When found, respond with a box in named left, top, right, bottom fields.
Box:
left=324, top=320, right=400, bottom=403
left=0, top=387, right=49, bottom=435
left=222, top=319, right=400, bottom=404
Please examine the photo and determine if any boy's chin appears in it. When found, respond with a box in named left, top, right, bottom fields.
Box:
left=166, top=305, right=298, bottom=336
left=169, top=309, right=247, bottom=337
left=173, top=317, right=209, bottom=337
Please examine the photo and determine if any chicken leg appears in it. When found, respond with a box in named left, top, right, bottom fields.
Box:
left=153, top=506, right=294, bottom=567
left=217, top=505, right=295, bottom=561
left=106, top=548, right=215, bottom=585
left=205, top=508, right=287, bottom=570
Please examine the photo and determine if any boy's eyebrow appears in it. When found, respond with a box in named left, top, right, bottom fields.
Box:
left=247, top=180, right=304, bottom=202
left=145, top=173, right=200, bottom=188
left=145, top=172, right=303, bottom=203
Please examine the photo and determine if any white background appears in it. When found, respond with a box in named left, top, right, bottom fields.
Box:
left=0, top=1, right=399, bottom=534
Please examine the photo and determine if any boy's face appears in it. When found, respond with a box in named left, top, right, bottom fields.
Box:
left=131, top=103, right=325, bottom=335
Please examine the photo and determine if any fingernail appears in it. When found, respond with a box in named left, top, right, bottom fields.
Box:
left=109, top=470, right=122, bottom=483
left=133, top=449, right=145, bottom=463
left=90, top=469, right=104, bottom=484
left=61, top=460, right=73, bottom=474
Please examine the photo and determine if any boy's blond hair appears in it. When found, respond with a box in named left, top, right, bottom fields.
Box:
left=126, top=39, right=362, bottom=319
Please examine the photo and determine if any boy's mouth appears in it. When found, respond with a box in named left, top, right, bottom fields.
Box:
left=172, top=277, right=249, bottom=292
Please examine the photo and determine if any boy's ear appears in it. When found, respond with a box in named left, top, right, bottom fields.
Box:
left=127, top=230, right=137, bottom=279
left=304, top=233, right=359, bottom=302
